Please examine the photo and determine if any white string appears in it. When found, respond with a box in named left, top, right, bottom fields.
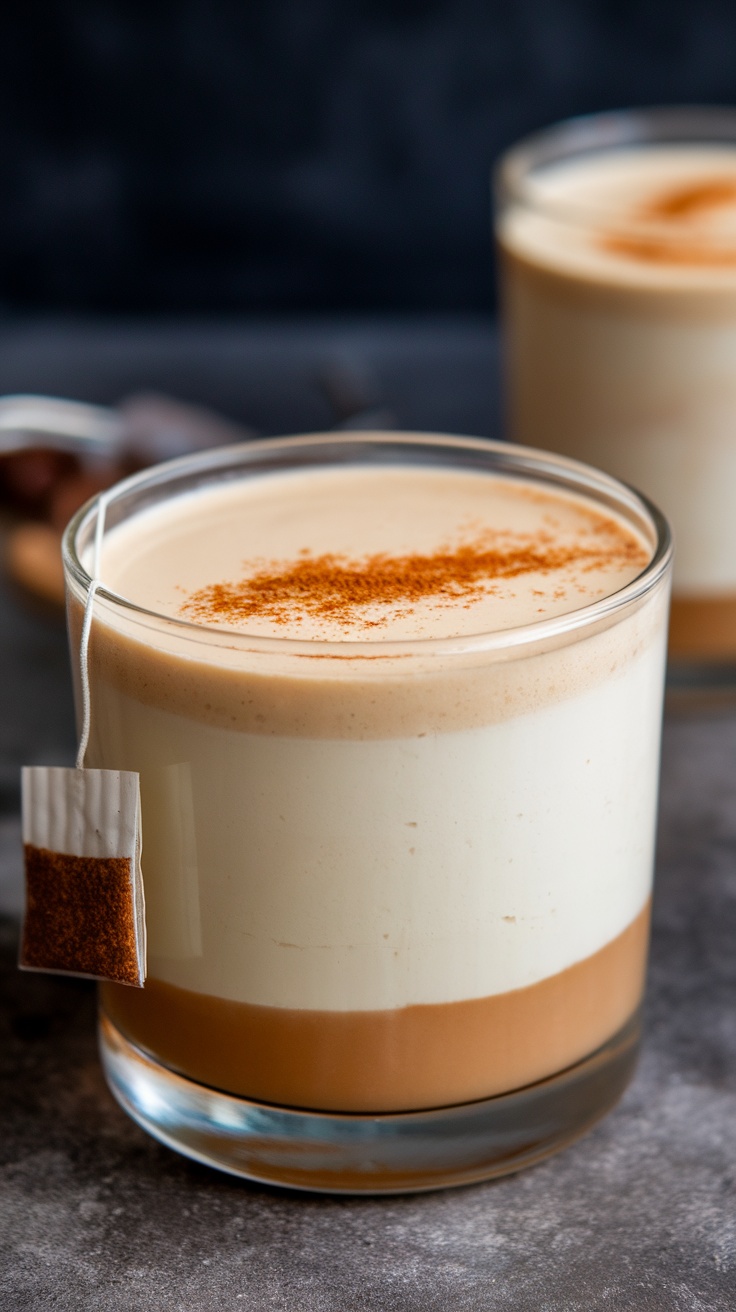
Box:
left=75, top=491, right=111, bottom=770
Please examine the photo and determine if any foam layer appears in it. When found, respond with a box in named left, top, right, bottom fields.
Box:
left=80, top=461, right=657, bottom=741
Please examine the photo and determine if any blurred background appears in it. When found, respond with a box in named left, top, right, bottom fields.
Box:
left=3, top=0, right=736, bottom=319
left=0, top=1, right=734, bottom=427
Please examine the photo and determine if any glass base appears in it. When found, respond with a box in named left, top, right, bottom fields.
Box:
left=99, top=1010, right=641, bottom=1194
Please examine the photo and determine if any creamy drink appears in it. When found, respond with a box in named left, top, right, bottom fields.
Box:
left=63, top=433, right=671, bottom=1189
left=497, top=109, right=736, bottom=661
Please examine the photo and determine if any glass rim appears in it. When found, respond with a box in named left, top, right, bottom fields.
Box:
left=62, top=431, right=673, bottom=660
left=495, top=103, right=736, bottom=233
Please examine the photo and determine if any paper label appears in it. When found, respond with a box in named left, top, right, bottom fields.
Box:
left=20, top=766, right=146, bottom=987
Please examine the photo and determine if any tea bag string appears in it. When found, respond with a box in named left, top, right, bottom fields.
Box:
left=75, top=491, right=111, bottom=770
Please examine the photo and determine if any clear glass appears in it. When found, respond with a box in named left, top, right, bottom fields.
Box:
left=63, top=432, right=672, bottom=1193
left=496, top=106, right=736, bottom=666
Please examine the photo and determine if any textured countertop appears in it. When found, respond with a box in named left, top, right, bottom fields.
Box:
left=0, top=317, right=735, bottom=1309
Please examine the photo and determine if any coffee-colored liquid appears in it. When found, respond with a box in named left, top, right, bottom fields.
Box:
left=101, top=901, right=649, bottom=1113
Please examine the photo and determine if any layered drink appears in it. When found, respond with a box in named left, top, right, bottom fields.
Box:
left=497, top=108, right=736, bottom=660
left=63, top=434, right=670, bottom=1130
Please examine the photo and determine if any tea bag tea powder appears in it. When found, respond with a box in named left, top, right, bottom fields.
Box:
left=20, top=766, right=145, bottom=987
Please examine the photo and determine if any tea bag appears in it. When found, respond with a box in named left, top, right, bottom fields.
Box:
left=19, top=490, right=146, bottom=986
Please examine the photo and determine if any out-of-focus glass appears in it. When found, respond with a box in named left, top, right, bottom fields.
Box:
left=497, top=106, right=736, bottom=664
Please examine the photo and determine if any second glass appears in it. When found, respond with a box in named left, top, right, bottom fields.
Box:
left=497, top=105, right=736, bottom=664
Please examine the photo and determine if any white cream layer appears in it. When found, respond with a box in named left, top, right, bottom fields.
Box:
left=88, top=628, right=664, bottom=1011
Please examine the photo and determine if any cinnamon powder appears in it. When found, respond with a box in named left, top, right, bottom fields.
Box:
left=180, top=527, right=647, bottom=630
left=601, top=176, right=736, bottom=267
left=601, top=232, right=736, bottom=267
left=640, top=178, right=736, bottom=221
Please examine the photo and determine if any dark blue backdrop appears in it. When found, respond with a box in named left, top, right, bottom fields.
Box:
left=2, top=1, right=736, bottom=313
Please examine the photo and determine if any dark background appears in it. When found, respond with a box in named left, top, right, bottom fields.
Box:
left=2, top=0, right=736, bottom=316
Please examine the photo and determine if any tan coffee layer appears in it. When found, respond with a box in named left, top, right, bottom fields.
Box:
left=669, top=594, right=736, bottom=660
left=70, top=584, right=667, bottom=741
left=100, top=901, right=650, bottom=1113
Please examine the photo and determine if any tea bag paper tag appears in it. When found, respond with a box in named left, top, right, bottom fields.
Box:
left=20, top=766, right=146, bottom=987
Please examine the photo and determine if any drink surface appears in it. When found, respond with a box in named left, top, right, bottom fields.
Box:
left=501, top=145, right=736, bottom=288
left=99, top=463, right=649, bottom=643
